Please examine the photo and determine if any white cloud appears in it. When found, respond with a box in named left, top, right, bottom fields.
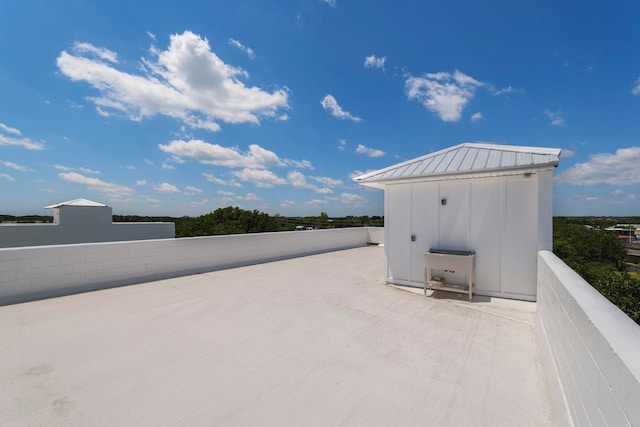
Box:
left=288, top=170, right=314, bottom=189
left=323, top=0, right=336, bottom=7
left=405, top=70, right=483, bottom=122
left=544, top=110, right=565, bottom=126
left=286, top=158, right=314, bottom=169
left=154, top=182, right=180, bottom=193
left=471, top=112, right=483, bottom=122
left=185, top=185, right=203, bottom=194
left=136, top=179, right=148, bottom=186
left=228, top=38, right=256, bottom=59
left=315, top=187, right=333, bottom=195
left=146, top=31, right=157, bottom=41
left=217, top=190, right=235, bottom=196
left=338, top=139, right=346, bottom=151
left=555, top=147, right=640, bottom=185
left=0, top=124, right=44, bottom=150
left=57, top=31, right=289, bottom=131
left=611, top=189, right=624, bottom=196
left=0, top=160, right=31, bottom=172
left=0, top=123, right=21, bottom=135
left=159, top=139, right=285, bottom=169
left=236, top=192, right=260, bottom=201
left=321, top=95, right=362, bottom=122
left=281, top=200, right=295, bottom=208
left=161, top=162, right=175, bottom=170
left=364, top=55, right=386, bottom=69
left=494, top=85, right=521, bottom=96
left=348, top=169, right=376, bottom=179
left=232, top=168, right=286, bottom=188
left=203, top=172, right=243, bottom=187
left=340, top=193, right=364, bottom=203
left=0, top=173, right=14, bottom=181
left=59, top=172, right=134, bottom=196
left=72, top=42, right=118, bottom=63
left=356, top=144, right=386, bottom=158
left=305, top=199, right=328, bottom=208
left=560, top=149, right=575, bottom=158
left=54, top=164, right=100, bottom=174
left=632, top=77, right=640, bottom=95
left=310, top=176, right=343, bottom=187
left=628, top=194, right=637, bottom=200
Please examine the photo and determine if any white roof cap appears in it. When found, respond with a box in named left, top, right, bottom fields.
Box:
left=44, top=198, right=107, bottom=209
left=354, top=142, right=562, bottom=188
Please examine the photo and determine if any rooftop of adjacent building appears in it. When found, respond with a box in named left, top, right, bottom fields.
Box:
left=0, top=246, right=552, bottom=426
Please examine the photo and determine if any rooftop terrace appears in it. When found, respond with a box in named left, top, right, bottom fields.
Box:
left=0, top=246, right=553, bottom=426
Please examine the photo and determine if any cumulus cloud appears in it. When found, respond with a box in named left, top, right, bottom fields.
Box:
left=57, top=31, right=289, bottom=131
left=232, top=168, right=286, bottom=188
left=632, top=77, right=640, bottom=95
left=494, top=85, right=522, bottom=96
left=159, top=139, right=285, bottom=168
left=184, top=185, right=203, bottom=195
left=72, top=42, right=118, bottom=63
left=0, top=123, right=21, bottom=135
left=356, top=144, right=386, bottom=157
left=364, top=55, right=386, bottom=69
left=54, top=164, right=100, bottom=174
left=0, top=123, right=44, bottom=150
left=405, top=70, right=483, bottom=122
left=59, top=172, right=134, bottom=197
left=203, top=172, right=243, bottom=187
left=555, top=147, right=640, bottom=185
left=0, top=160, right=31, bottom=172
left=310, top=176, right=343, bottom=187
left=236, top=192, right=260, bottom=201
left=229, top=38, right=255, bottom=59
left=471, top=112, right=483, bottom=122
left=321, top=95, right=362, bottom=122
left=340, top=193, right=364, bottom=203
left=544, top=110, right=565, bottom=126
left=154, top=182, right=180, bottom=193
left=288, top=170, right=314, bottom=189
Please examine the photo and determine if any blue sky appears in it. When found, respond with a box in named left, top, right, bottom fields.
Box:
left=1, top=0, right=639, bottom=217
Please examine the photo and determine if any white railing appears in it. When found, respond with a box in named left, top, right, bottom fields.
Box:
left=537, top=250, right=640, bottom=427
left=0, top=227, right=383, bottom=305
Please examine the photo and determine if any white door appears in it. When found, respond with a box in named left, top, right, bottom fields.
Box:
left=386, top=186, right=411, bottom=283
left=502, top=178, right=538, bottom=296
left=410, top=183, right=439, bottom=283
left=469, top=180, right=503, bottom=293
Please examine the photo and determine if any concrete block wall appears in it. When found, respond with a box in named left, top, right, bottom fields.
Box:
left=537, top=250, right=640, bottom=427
left=537, top=170, right=554, bottom=251
left=0, top=227, right=382, bottom=305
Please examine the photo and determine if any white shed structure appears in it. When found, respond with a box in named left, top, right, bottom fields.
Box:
left=354, top=143, right=562, bottom=301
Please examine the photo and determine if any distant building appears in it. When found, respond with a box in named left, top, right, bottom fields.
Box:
left=0, top=198, right=174, bottom=248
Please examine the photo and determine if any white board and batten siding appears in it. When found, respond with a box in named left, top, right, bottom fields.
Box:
left=358, top=143, right=561, bottom=301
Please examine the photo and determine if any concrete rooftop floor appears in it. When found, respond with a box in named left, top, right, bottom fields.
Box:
left=0, top=246, right=553, bottom=426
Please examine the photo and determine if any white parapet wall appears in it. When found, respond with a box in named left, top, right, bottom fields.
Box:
left=537, top=250, right=640, bottom=427
left=0, top=227, right=383, bottom=305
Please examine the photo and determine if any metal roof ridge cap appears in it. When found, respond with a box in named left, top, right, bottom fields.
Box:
left=360, top=163, right=559, bottom=184
left=352, top=143, right=468, bottom=181
left=463, top=142, right=562, bottom=156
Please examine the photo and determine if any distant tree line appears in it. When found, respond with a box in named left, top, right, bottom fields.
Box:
left=0, top=215, right=53, bottom=223
left=172, top=206, right=383, bottom=238
left=553, top=217, right=639, bottom=324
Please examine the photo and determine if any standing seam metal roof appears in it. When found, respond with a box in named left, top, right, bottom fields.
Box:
left=354, top=143, right=561, bottom=185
